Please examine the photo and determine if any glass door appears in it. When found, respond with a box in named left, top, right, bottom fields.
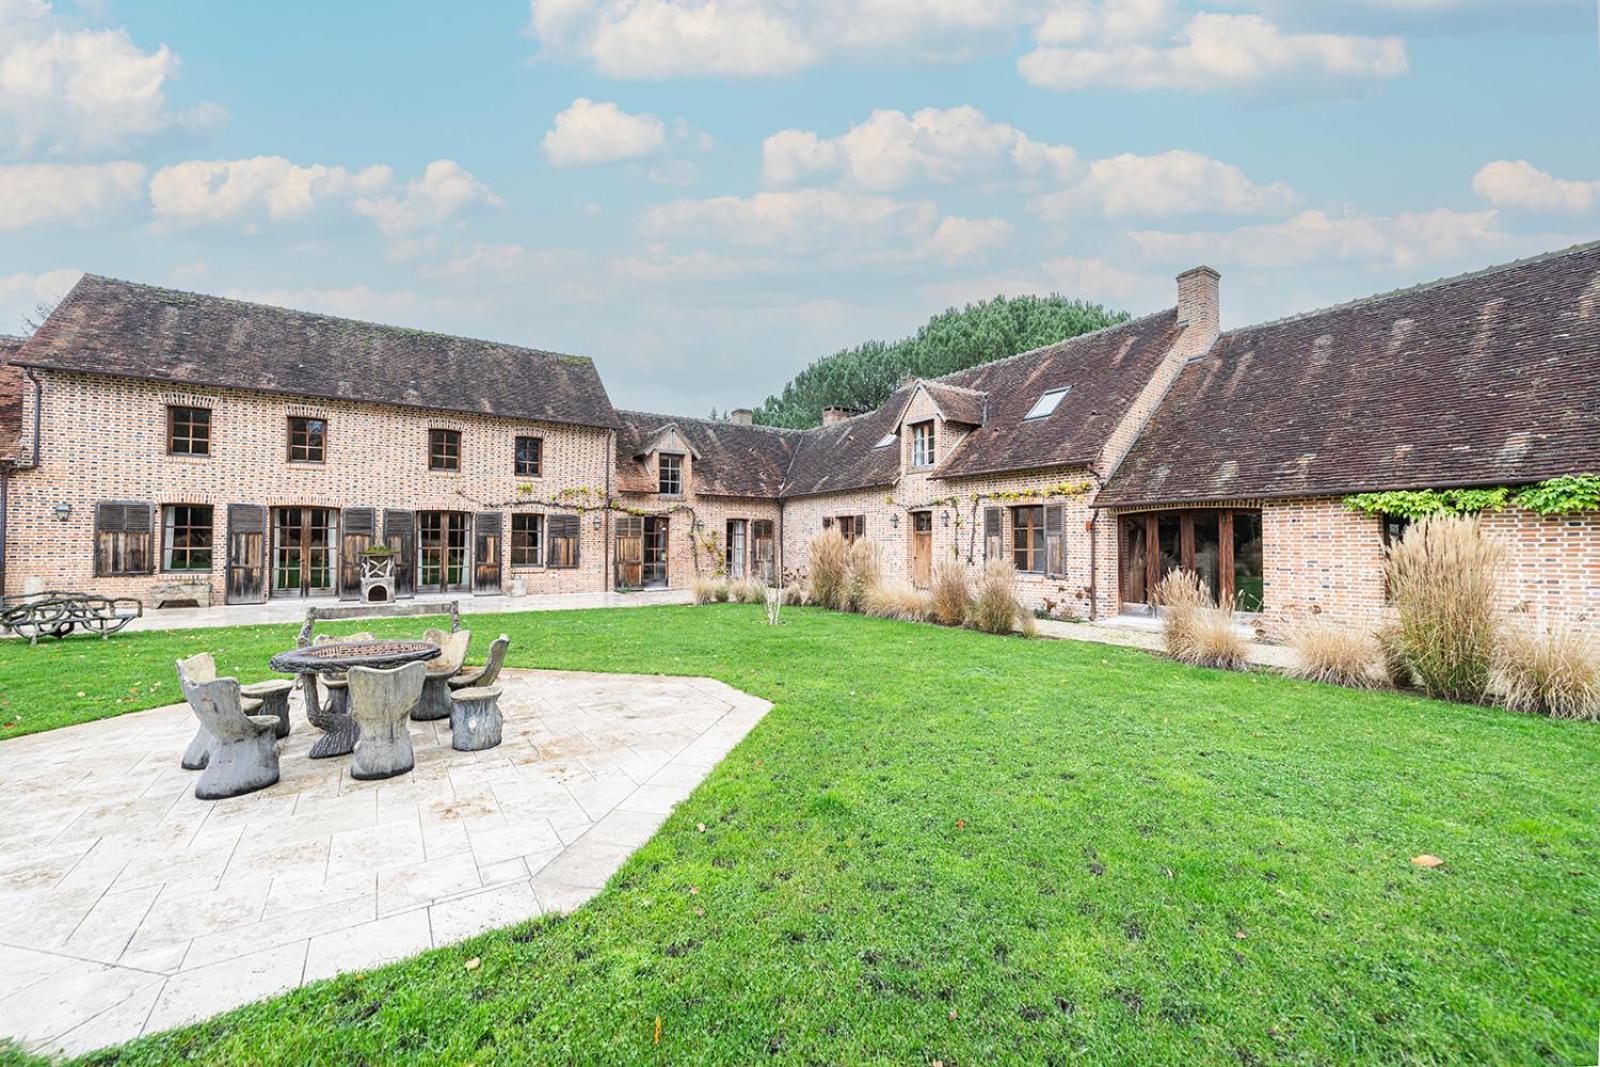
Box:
left=272, top=507, right=337, bottom=597
left=418, top=511, right=470, bottom=593
left=725, top=519, right=747, bottom=578
left=642, top=517, right=668, bottom=588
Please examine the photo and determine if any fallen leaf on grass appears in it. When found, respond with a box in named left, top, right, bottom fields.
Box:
left=696, top=822, right=706, bottom=833
left=464, top=957, right=481, bottom=971
left=1412, top=854, right=1445, bottom=869
left=956, top=819, right=966, bottom=830
left=654, top=1016, right=662, bottom=1045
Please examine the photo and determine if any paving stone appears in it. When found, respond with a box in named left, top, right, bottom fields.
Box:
left=303, top=910, right=433, bottom=983
left=428, top=880, right=543, bottom=946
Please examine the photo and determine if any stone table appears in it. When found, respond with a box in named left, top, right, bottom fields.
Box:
left=268, top=640, right=440, bottom=759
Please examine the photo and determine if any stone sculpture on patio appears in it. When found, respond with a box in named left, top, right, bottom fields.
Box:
left=449, top=633, right=510, bottom=692
left=348, top=661, right=427, bottom=780
left=411, top=627, right=471, bottom=721
left=450, top=685, right=504, bottom=751
left=175, top=652, right=281, bottom=799
left=178, top=654, right=294, bottom=766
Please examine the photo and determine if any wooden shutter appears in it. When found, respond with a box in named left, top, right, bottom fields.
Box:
left=983, top=507, right=1002, bottom=562
left=382, top=509, right=415, bottom=597
left=1045, top=505, right=1064, bottom=578
left=549, top=514, right=580, bottom=568
left=225, top=505, right=268, bottom=604
left=94, top=501, right=154, bottom=576
left=474, top=512, right=503, bottom=593
left=339, top=508, right=375, bottom=599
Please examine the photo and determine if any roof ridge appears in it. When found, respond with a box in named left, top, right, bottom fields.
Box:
left=1226, top=236, right=1600, bottom=336
left=926, top=307, right=1174, bottom=388
left=617, top=408, right=809, bottom=435
left=75, top=273, right=595, bottom=365
left=921, top=380, right=987, bottom=396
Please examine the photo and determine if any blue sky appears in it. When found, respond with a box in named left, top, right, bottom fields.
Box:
left=3, top=0, right=1598, bottom=415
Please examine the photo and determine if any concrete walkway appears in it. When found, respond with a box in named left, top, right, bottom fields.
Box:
left=0, top=667, right=768, bottom=1058
left=1032, top=615, right=1296, bottom=670
left=106, top=587, right=693, bottom=635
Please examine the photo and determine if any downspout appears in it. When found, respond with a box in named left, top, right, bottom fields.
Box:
left=1, top=369, right=45, bottom=596
left=604, top=428, right=614, bottom=593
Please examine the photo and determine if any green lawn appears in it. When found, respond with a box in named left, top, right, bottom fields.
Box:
left=3, top=606, right=1598, bottom=1065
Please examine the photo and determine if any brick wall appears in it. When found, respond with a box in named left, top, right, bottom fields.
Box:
left=7, top=371, right=614, bottom=602
left=613, top=453, right=782, bottom=589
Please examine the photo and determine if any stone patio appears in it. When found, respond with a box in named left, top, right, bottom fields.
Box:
left=0, top=667, right=769, bottom=1057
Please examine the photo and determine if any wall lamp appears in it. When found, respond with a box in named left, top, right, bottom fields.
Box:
left=52, top=502, right=72, bottom=523
left=890, top=513, right=900, bottom=529
left=940, top=511, right=950, bottom=527
left=592, top=513, right=603, bottom=529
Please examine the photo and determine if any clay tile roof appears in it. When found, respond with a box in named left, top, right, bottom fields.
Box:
left=780, top=390, right=913, bottom=498
left=13, top=275, right=620, bottom=429
left=932, top=309, right=1182, bottom=480
left=0, top=335, right=23, bottom=462
left=614, top=410, right=802, bottom=498
left=919, top=381, right=987, bottom=426
left=1098, top=240, right=1600, bottom=508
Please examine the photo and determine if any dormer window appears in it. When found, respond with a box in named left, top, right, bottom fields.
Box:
left=873, top=433, right=897, bottom=449
left=910, top=421, right=936, bottom=468
left=658, top=453, right=684, bottom=496
left=1024, top=387, right=1070, bottom=420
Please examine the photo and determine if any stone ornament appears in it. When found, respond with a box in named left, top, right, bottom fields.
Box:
left=348, top=661, right=427, bottom=780
left=411, top=628, right=472, bottom=721
left=450, top=685, right=504, bottom=751
left=449, top=634, right=510, bottom=691
left=175, top=652, right=281, bottom=800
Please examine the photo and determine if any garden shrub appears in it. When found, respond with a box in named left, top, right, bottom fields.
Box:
left=1283, top=618, right=1381, bottom=689
left=1385, top=515, right=1502, bottom=703
left=864, top=582, right=934, bottom=622
left=781, top=582, right=809, bottom=606
left=1495, top=622, right=1600, bottom=720
left=930, top=561, right=972, bottom=627
left=1156, top=569, right=1247, bottom=670
left=691, top=577, right=723, bottom=605
left=808, top=529, right=851, bottom=612
left=729, top=578, right=767, bottom=604
left=969, top=559, right=1025, bottom=635
left=1153, top=569, right=1207, bottom=657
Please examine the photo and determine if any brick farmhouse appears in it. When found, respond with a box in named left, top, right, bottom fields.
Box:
left=2, top=240, right=1597, bottom=631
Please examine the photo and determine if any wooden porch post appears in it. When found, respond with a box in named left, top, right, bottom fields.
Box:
left=1219, top=510, right=1235, bottom=612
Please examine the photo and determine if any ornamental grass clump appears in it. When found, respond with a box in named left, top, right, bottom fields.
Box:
left=1385, top=515, right=1503, bottom=704
left=691, top=577, right=724, bottom=606
left=781, top=582, right=809, bottom=607
left=1376, top=620, right=1415, bottom=689
left=729, top=578, right=767, bottom=604
left=1155, top=569, right=1247, bottom=670
left=1283, top=618, right=1381, bottom=689
left=930, top=561, right=972, bottom=627
left=864, top=582, right=934, bottom=623
left=844, top=538, right=881, bottom=613
left=969, top=559, right=1026, bottom=635
left=1494, top=623, right=1600, bottom=720
left=807, top=529, right=851, bottom=612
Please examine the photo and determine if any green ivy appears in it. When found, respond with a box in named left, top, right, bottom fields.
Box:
left=1512, top=473, right=1600, bottom=515
left=1344, top=475, right=1600, bottom=518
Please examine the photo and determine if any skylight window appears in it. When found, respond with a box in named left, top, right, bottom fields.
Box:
left=873, top=433, right=897, bottom=448
left=1023, top=387, right=1070, bottom=420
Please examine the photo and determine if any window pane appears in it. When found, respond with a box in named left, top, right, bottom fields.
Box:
left=429, top=429, right=460, bottom=471
left=658, top=454, right=682, bottom=495
left=1233, top=510, right=1264, bottom=611
left=1023, top=388, right=1069, bottom=420
left=515, top=436, right=543, bottom=477
left=288, top=417, right=326, bottom=462
left=511, top=513, right=543, bottom=566
left=163, top=504, right=214, bottom=571
left=168, top=406, right=211, bottom=456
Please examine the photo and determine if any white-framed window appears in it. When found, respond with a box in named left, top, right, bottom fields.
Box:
left=910, top=421, right=936, bottom=467
left=1024, top=387, right=1070, bottom=420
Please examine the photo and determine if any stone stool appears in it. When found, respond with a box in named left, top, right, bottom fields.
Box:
left=242, top=679, right=294, bottom=739
left=349, top=661, right=427, bottom=781
left=449, top=686, right=503, bottom=751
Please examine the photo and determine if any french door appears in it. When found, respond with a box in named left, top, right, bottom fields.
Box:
left=417, top=511, right=470, bottom=593
left=272, top=507, right=338, bottom=597
left=725, top=519, right=747, bottom=578
left=751, top=520, right=776, bottom=584
left=616, top=516, right=644, bottom=588
left=642, top=517, right=668, bottom=588
left=1119, top=509, right=1265, bottom=613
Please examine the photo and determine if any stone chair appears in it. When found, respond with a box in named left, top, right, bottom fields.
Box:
left=176, top=653, right=280, bottom=800
left=411, top=628, right=471, bottom=721
left=179, top=653, right=291, bottom=766
left=450, top=685, right=504, bottom=751
left=314, top=632, right=375, bottom=718
left=448, top=634, right=509, bottom=692
left=348, top=661, right=427, bottom=781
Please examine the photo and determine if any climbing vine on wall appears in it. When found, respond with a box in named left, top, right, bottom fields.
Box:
left=1343, top=474, right=1600, bottom=519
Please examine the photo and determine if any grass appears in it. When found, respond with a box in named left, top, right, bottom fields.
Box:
left=3, top=605, right=1599, bottom=1064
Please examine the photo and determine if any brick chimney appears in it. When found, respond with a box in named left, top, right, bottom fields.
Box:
left=728, top=408, right=753, bottom=425
left=821, top=406, right=852, bottom=426
left=1176, top=266, right=1221, bottom=342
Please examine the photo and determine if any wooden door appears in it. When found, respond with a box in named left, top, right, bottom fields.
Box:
left=473, top=512, right=503, bottom=594
left=225, top=505, right=267, bottom=604
left=752, top=520, right=775, bottom=583
left=383, top=509, right=415, bottom=598
left=615, top=516, right=644, bottom=588
left=911, top=511, right=932, bottom=587
left=339, top=507, right=375, bottom=600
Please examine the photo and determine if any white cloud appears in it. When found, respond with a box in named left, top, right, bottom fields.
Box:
left=1032, top=149, right=1296, bottom=219
left=762, top=106, right=1075, bottom=191
left=923, top=216, right=1013, bottom=264
left=1035, top=0, right=1176, bottom=44
left=353, top=160, right=501, bottom=235
left=1019, top=12, right=1407, bottom=97
left=1130, top=207, right=1506, bottom=270
left=0, top=265, right=81, bottom=332
left=644, top=189, right=939, bottom=252
left=543, top=98, right=668, bottom=165
left=149, top=157, right=391, bottom=227
left=1041, top=255, right=1161, bottom=302
left=528, top=0, right=1022, bottom=78
left=1473, top=160, right=1599, bottom=216
left=0, top=161, right=145, bottom=230
left=0, top=0, right=222, bottom=157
